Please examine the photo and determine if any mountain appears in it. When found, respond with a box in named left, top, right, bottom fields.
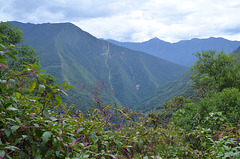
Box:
left=11, top=21, right=188, bottom=112
left=107, top=37, right=240, bottom=66
left=135, top=71, right=193, bottom=111
left=136, top=44, right=240, bottom=111
left=234, top=46, right=240, bottom=55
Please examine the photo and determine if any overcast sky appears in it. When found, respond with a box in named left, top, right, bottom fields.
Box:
left=1, top=0, right=240, bottom=42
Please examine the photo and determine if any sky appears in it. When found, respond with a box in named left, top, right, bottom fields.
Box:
left=1, top=0, right=240, bottom=42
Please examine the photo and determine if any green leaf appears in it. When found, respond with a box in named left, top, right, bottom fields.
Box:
left=217, top=147, right=224, bottom=153
left=0, top=43, right=6, bottom=49
left=31, top=144, right=38, bottom=156
left=45, top=150, right=54, bottom=158
left=45, top=92, right=52, bottom=101
left=6, top=107, right=18, bottom=111
left=30, top=80, right=37, bottom=92
left=90, top=131, right=98, bottom=143
left=61, top=82, right=68, bottom=87
left=115, top=140, right=123, bottom=148
left=10, top=96, right=17, bottom=103
left=11, top=125, right=20, bottom=133
left=61, top=90, right=68, bottom=96
left=106, top=154, right=117, bottom=159
left=5, top=145, right=19, bottom=151
left=15, top=92, right=20, bottom=99
left=21, top=64, right=30, bottom=68
left=43, top=110, right=50, bottom=117
left=55, top=94, right=62, bottom=105
left=53, top=138, right=60, bottom=150
left=55, top=151, right=60, bottom=157
left=22, top=135, right=28, bottom=139
left=39, top=84, right=45, bottom=93
left=0, top=150, right=5, bottom=158
left=65, top=85, right=74, bottom=89
left=15, top=117, right=21, bottom=124
left=77, top=128, right=84, bottom=133
left=20, top=151, right=25, bottom=158
left=42, top=131, right=52, bottom=143
left=5, top=118, right=16, bottom=122
left=50, top=117, right=58, bottom=122
left=40, top=143, right=48, bottom=156
left=7, top=53, right=18, bottom=61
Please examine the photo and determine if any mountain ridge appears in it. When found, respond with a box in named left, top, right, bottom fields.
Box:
left=107, top=37, right=240, bottom=66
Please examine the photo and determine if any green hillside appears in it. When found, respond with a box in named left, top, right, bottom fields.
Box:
left=11, top=21, right=188, bottom=112
left=135, top=71, right=193, bottom=111
left=234, top=45, right=240, bottom=55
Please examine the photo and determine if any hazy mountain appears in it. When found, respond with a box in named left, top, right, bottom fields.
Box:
left=11, top=21, right=188, bottom=112
left=107, top=37, right=240, bottom=66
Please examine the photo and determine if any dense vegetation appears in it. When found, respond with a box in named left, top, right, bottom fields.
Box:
left=1, top=22, right=240, bottom=158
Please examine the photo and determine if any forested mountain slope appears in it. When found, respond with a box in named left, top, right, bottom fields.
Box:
left=135, top=71, right=193, bottom=111
left=234, top=45, right=240, bottom=55
left=11, top=21, right=188, bottom=111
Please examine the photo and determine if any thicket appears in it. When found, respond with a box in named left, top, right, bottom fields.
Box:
left=0, top=22, right=240, bottom=158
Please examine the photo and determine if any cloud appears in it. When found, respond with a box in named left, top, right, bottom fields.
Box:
left=4, top=0, right=148, bottom=22
left=1, top=0, right=240, bottom=42
left=73, top=0, right=240, bottom=42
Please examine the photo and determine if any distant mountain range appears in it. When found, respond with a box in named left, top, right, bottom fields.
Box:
left=11, top=21, right=188, bottom=112
left=107, top=37, right=240, bottom=66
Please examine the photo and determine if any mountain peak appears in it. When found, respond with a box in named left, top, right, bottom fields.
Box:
left=151, top=37, right=160, bottom=40
left=147, top=37, right=162, bottom=42
left=144, top=37, right=169, bottom=45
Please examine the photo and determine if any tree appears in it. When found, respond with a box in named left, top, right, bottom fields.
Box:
left=159, top=96, right=192, bottom=125
left=0, top=21, right=23, bottom=44
left=173, top=88, right=240, bottom=131
left=173, top=50, right=240, bottom=131
left=0, top=22, right=39, bottom=71
left=191, top=50, right=240, bottom=98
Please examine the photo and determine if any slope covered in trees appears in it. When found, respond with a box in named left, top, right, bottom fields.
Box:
left=135, top=71, right=193, bottom=111
left=11, top=21, right=188, bottom=112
